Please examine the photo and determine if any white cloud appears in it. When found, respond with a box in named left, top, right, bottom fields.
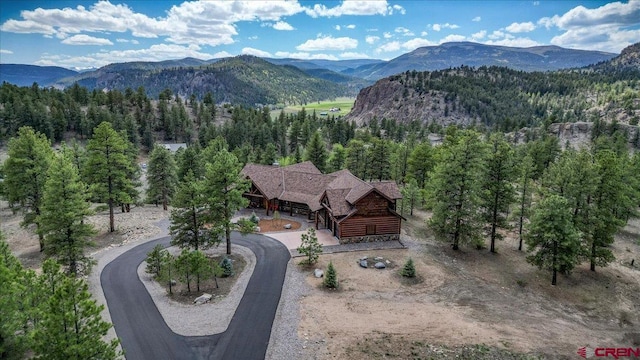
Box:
left=346, top=24, right=356, bottom=29
left=274, top=51, right=339, bottom=60
left=305, top=1, right=390, bottom=17
left=376, top=41, right=400, bottom=53
left=335, top=25, right=341, bottom=30
left=395, top=27, right=415, bottom=36
left=421, top=31, right=428, bottom=37
left=402, top=38, right=436, bottom=51
left=538, top=1, right=640, bottom=52
left=392, top=4, right=406, bottom=15
left=383, top=32, right=392, bottom=39
left=440, top=34, right=466, bottom=43
left=116, top=38, right=128, bottom=43
left=272, top=21, right=295, bottom=31
left=339, top=52, right=369, bottom=59
left=34, top=43, right=213, bottom=69
left=505, top=21, right=536, bottom=33
left=471, top=30, right=487, bottom=40
left=296, top=35, right=358, bottom=51
left=211, top=51, right=232, bottom=58
left=483, top=37, right=541, bottom=48
left=366, top=35, right=380, bottom=44
left=61, top=34, right=114, bottom=46
left=472, top=16, right=482, bottom=22
left=0, top=49, right=14, bottom=54
left=248, top=35, right=258, bottom=40
left=432, top=23, right=460, bottom=32
left=0, top=1, right=306, bottom=47
left=241, top=47, right=272, bottom=57
left=488, top=30, right=507, bottom=40
left=131, top=39, right=139, bottom=45
left=533, top=1, right=540, bottom=5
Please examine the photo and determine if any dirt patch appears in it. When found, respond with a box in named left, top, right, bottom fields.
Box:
left=158, top=253, right=247, bottom=305
left=258, top=218, right=302, bottom=232
left=296, top=209, right=640, bottom=359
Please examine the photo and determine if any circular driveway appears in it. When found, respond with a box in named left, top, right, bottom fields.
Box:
left=101, top=232, right=290, bottom=360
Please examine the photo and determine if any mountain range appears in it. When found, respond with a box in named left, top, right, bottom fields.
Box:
left=0, top=42, right=622, bottom=106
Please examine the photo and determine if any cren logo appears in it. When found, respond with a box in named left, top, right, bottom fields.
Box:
left=578, top=347, right=595, bottom=358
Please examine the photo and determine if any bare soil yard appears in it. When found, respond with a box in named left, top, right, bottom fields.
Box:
left=297, top=209, right=640, bottom=359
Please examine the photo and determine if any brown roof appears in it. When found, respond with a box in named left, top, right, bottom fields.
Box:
left=241, top=162, right=402, bottom=214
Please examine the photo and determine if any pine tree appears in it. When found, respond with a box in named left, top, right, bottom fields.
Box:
left=480, top=133, right=516, bottom=253
left=323, top=261, right=338, bottom=288
left=33, top=260, right=121, bottom=359
left=525, top=195, right=581, bottom=286
left=85, top=122, right=135, bottom=232
left=0, top=233, right=32, bottom=359
left=145, top=244, right=169, bottom=278
left=39, top=152, right=96, bottom=276
left=407, top=142, right=435, bottom=189
left=327, top=143, right=347, bottom=172
left=3, top=126, right=54, bottom=251
left=297, top=228, right=323, bottom=265
left=146, top=144, right=178, bottom=210
left=220, top=257, right=234, bottom=277
left=367, top=137, right=391, bottom=181
left=400, top=258, right=416, bottom=278
left=204, top=148, right=249, bottom=255
left=517, top=155, right=535, bottom=251
left=191, top=250, right=213, bottom=292
left=345, top=139, right=367, bottom=179
left=304, top=130, right=328, bottom=173
left=428, top=130, right=486, bottom=250
left=400, top=179, right=421, bottom=216
left=170, top=171, right=219, bottom=250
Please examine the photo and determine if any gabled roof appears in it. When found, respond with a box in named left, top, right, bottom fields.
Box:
left=241, top=162, right=402, bottom=215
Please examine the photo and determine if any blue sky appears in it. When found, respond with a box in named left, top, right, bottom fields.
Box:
left=0, top=1, right=638, bottom=70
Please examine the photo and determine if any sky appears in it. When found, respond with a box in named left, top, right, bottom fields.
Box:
left=0, top=0, right=639, bottom=70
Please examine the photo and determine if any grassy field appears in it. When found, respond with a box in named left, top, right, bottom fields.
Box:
left=270, top=97, right=355, bottom=118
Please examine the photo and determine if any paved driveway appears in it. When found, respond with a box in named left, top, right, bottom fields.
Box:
left=265, top=228, right=339, bottom=250
left=101, top=232, right=290, bottom=360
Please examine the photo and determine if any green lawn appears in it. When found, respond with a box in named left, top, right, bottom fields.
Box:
left=270, top=97, right=355, bottom=118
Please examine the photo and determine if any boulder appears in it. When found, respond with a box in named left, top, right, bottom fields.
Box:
left=314, top=269, right=324, bottom=278
left=255, top=226, right=261, bottom=232
left=193, top=293, right=212, bottom=304
left=284, top=223, right=292, bottom=229
left=374, top=257, right=383, bottom=261
left=359, top=259, right=368, bottom=268
left=375, top=262, right=386, bottom=269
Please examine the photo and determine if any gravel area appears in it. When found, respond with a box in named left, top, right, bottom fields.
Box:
left=290, top=239, right=406, bottom=257
left=266, top=259, right=313, bottom=360
left=137, top=243, right=256, bottom=336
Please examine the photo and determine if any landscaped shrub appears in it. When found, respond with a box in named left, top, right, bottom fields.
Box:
left=297, top=228, right=322, bottom=265
left=324, top=261, right=338, bottom=288
left=220, top=257, right=234, bottom=277
left=249, top=211, right=260, bottom=224
left=400, top=258, right=416, bottom=278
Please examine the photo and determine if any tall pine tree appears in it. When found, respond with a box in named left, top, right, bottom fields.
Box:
left=146, top=144, right=178, bottom=210
left=304, top=130, right=328, bottom=173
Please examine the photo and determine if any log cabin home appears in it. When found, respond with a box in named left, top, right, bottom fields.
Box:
left=241, top=161, right=403, bottom=244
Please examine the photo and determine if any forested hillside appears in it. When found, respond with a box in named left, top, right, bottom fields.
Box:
left=53, top=55, right=353, bottom=107
left=348, top=53, right=640, bottom=133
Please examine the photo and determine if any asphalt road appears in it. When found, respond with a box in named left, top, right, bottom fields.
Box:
left=101, top=232, right=291, bottom=360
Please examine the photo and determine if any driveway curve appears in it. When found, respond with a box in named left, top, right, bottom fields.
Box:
left=101, top=232, right=291, bottom=360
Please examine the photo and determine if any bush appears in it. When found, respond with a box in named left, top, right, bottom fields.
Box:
left=220, top=257, right=234, bottom=277
left=249, top=211, right=260, bottom=224
left=324, top=261, right=338, bottom=288
left=400, top=258, right=416, bottom=278
left=297, top=228, right=323, bottom=265
left=145, top=244, right=169, bottom=278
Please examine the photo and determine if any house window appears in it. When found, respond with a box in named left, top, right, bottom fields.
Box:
left=366, top=224, right=376, bottom=235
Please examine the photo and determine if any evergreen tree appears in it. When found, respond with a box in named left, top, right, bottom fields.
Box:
left=297, top=228, right=323, bottom=265
left=406, top=141, right=435, bottom=189
left=39, top=152, right=96, bottom=276
left=304, top=130, right=328, bottom=173
left=3, top=126, right=53, bottom=251
left=220, top=257, right=235, bottom=277
left=400, top=178, right=421, bottom=216
left=480, top=133, right=516, bottom=253
left=170, top=171, right=219, bottom=250
left=85, top=122, right=135, bottom=232
left=176, top=143, right=204, bottom=181
left=0, top=233, right=32, bottom=359
left=323, top=261, right=338, bottom=288
left=146, top=145, right=178, bottom=210
left=400, top=258, right=416, bottom=278
left=345, top=139, right=367, bottom=179
left=33, top=260, right=121, bottom=359
left=145, top=244, right=169, bottom=278
left=525, top=195, right=581, bottom=285
left=190, top=250, right=213, bottom=292
left=367, top=137, right=391, bottom=181
left=428, top=130, right=486, bottom=250
left=204, top=149, right=249, bottom=255
left=517, top=155, right=535, bottom=251
left=327, top=143, right=347, bottom=172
